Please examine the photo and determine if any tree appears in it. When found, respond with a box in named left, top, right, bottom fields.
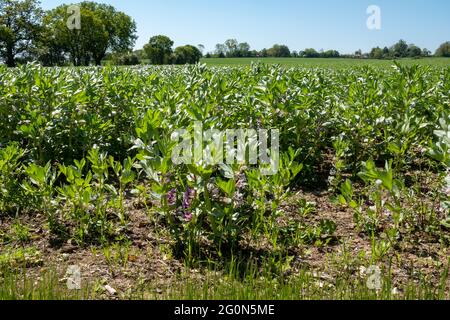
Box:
left=215, top=43, right=226, bottom=57
left=144, top=35, right=174, bottom=65
left=422, top=48, right=431, bottom=57
left=82, top=2, right=136, bottom=65
left=110, top=52, right=140, bottom=65
left=370, top=47, right=383, bottom=59
left=0, top=0, right=43, bottom=67
left=260, top=48, right=268, bottom=57
left=407, top=44, right=422, bottom=58
left=382, top=46, right=390, bottom=58
left=43, top=2, right=137, bottom=66
left=435, top=41, right=450, bottom=57
left=173, top=45, right=202, bottom=64
left=392, top=39, right=408, bottom=58
left=237, top=42, right=250, bottom=57
left=267, top=44, right=290, bottom=57
left=35, top=23, right=67, bottom=66
left=322, top=50, right=340, bottom=58
left=224, top=38, right=238, bottom=57
left=303, top=48, right=319, bottom=58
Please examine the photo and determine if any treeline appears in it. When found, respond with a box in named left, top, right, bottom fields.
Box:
left=368, top=40, right=430, bottom=59
left=0, top=0, right=202, bottom=67
left=207, top=39, right=450, bottom=59
left=135, top=35, right=202, bottom=65
left=2, top=0, right=450, bottom=67
left=208, top=40, right=339, bottom=58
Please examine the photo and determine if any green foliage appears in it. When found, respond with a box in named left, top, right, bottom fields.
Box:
left=266, top=44, right=291, bottom=57
left=0, top=62, right=449, bottom=256
left=41, top=1, right=137, bottom=66
left=429, top=114, right=450, bottom=166
left=0, top=0, right=43, bottom=67
left=0, top=143, right=26, bottom=215
left=435, top=41, right=450, bottom=57
left=144, top=35, right=174, bottom=65
left=429, top=115, right=450, bottom=226
left=173, top=45, right=202, bottom=65
left=108, top=52, right=141, bottom=66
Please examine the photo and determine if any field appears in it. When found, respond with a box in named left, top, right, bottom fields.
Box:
left=202, top=57, right=450, bottom=67
left=1, top=61, right=450, bottom=300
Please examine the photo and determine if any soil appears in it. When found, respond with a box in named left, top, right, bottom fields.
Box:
left=1, top=188, right=449, bottom=299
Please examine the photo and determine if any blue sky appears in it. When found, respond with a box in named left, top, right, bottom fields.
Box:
left=40, top=0, right=450, bottom=54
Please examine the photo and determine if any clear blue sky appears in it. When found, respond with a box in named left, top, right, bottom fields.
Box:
left=40, top=0, right=450, bottom=54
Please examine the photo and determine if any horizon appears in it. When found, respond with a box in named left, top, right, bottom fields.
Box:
left=39, top=0, right=450, bottom=54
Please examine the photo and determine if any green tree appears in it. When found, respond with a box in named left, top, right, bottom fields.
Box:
left=0, top=0, right=43, bottom=67
left=435, top=41, right=450, bottom=57
left=224, top=38, right=238, bottom=57
left=110, top=52, right=140, bottom=65
left=370, top=47, right=383, bottom=59
left=302, top=48, right=319, bottom=58
left=215, top=43, right=226, bottom=57
left=43, top=2, right=136, bottom=66
left=173, top=45, right=202, bottom=64
left=391, top=39, right=408, bottom=58
left=144, top=35, right=174, bottom=65
left=322, top=49, right=340, bottom=58
left=260, top=48, right=268, bottom=57
left=422, top=48, right=431, bottom=57
left=267, top=44, right=290, bottom=57
left=237, top=42, right=250, bottom=57
left=407, top=44, right=422, bottom=58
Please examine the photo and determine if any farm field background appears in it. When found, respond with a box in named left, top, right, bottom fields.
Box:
left=201, top=57, right=450, bottom=67
left=0, top=61, right=449, bottom=300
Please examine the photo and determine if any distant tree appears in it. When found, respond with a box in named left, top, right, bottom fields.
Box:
left=173, top=45, right=202, bottom=64
left=237, top=42, right=250, bottom=57
left=391, top=39, right=408, bottom=58
left=249, top=50, right=258, bottom=57
left=144, top=35, right=174, bottom=65
left=422, top=48, right=431, bottom=57
left=260, top=48, right=268, bottom=57
left=133, top=49, right=146, bottom=59
left=291, top=50, right=298, bottom=58
left=0, top=0, right=43, bottom=67
left=407, top=44, right=422, bottom=58
left=435, top=41, right=450, bottom=57
left=197, top=44, right=205, bottom=54
left=354, top=49, right=362, bottom=58
left=382, top=46, right=390, bottom=58
left=322, top=49, right=340, bottom=58
left=224, top=38, right=238, bottom=57
left=43, top=2, right=137, bottom=66
left=205, top=52, right=211, bottom=58
left=110, top=52, right=140, bottom=65
left=36, top=26, right=67, bottom=66
left=215, top=43, right=226, bottom=57
left=267, top=44, right=290, bottom=57
left=303, top=48, right=319, bottom=58
left=370, top=47, right=383, bottom=59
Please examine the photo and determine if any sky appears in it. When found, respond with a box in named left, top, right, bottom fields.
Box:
left=40, top=0, right=450, bottom=54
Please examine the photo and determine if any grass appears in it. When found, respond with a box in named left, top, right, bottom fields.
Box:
left=1, top=262, right=448, bottom=300
left=200, top=57, right=450, bottom=67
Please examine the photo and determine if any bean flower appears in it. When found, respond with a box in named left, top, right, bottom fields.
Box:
left=166, top=188, right=177, bottom=206
left=183, top=187, right=196, bottom=209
